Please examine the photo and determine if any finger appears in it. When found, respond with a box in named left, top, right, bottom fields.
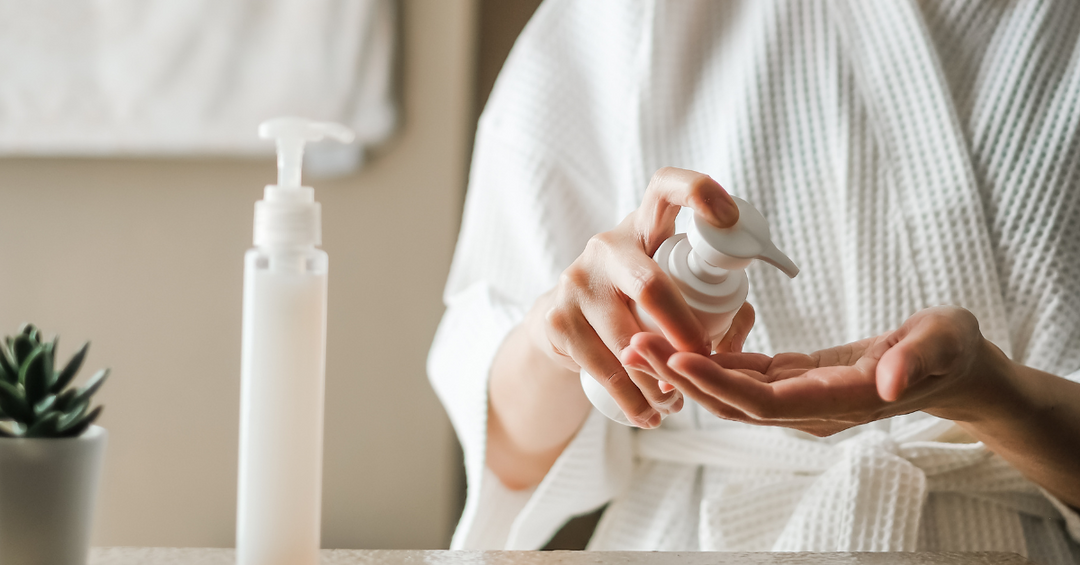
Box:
left=716, top=302, right=755, bottom=353
left=548, top=309, right=659, bottom=427
left=629, top=367, right=684, bottom=414
left=667, top=365, right=859, bottom=433
left=624, top=362, right=680, bottom=396
left=621, top=334, right=682, bottom=399
left=576, top=295, right=683, bottom=416
left=630, top=332, right=770, bottom=381
left=638, top=168, right=739, bottom=253
left=633, top=342, right=757, bottom=422
left=599, top=244, right=709, bottom=354
left=624, top=332, right=679, bottom=378
left=668, top=353, right=885, bottom=421
left=665, top=352, right=775, bottom=418
left=636, top=342, right=860, bottom=430
left=627, top=334, right=759, bottom=421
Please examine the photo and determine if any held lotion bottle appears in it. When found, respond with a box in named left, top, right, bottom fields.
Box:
left=581, top=197, right=800, bottom=426
left=237, top=117, right=354, bottom=565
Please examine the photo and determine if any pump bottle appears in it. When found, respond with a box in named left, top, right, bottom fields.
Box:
left=237, top=117, right=354, bottom=565
left=581, top=197, right=799, bottom=426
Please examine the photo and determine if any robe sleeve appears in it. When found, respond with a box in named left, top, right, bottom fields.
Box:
left=426, top=125, right=637, bottom=549
left=426, top=0, right=651, bottom=548
left=426, top=111, right=638, bottom=547
left=428, top=274, right=633, bottom=549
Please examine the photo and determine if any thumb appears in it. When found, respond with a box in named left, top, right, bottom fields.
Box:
left=875, top=312, right=966, bottom=402
left=716, top=302, right=755, bottom=353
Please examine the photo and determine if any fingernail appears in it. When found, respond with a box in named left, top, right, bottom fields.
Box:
left=714, top=197, right=739, bottom=227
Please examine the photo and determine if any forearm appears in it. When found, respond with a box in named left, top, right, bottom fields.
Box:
left=939, top=340, right=1080, bottom=507
left=487, top=296, right=592, bottom=490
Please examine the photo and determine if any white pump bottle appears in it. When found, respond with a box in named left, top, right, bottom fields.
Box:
left=237, top=117, right=354, bottom=565
left=580, top=197, right=799, bottom=426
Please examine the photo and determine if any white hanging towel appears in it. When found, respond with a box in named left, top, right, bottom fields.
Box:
left=0, top=0, right=396, bottom=174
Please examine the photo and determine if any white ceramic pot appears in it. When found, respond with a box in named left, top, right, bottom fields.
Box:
left=0, top=425, right=107, bottom=565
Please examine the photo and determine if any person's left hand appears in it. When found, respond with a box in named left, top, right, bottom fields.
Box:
left=621, top=305, right=1013, bottom=436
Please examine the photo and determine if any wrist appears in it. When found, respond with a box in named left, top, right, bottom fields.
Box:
left=928, top=337, right=1025, bottom=425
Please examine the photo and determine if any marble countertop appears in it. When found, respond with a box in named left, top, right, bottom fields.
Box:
left=89, top=548, right=1033, bottom=565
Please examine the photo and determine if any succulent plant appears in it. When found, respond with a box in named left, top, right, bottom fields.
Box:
left=0, top=324, right=106, bottom=438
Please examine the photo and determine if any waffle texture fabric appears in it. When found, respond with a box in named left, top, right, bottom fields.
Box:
left=428, top=0, right=1080, bottom=560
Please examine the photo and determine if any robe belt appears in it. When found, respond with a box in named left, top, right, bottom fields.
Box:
left=633, top=426, right=1057, bottom=551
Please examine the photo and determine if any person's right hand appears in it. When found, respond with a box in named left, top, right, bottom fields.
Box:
left=523, top=167, right=743, bottom=428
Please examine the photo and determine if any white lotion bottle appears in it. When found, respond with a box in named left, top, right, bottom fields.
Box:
left=237, top=117, right=355, bottom=565
left=581, top=197, right=800, bottom=426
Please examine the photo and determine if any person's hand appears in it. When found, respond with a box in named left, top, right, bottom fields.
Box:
left=621, top=305, right=1013, bottom=435
left=525, top=167, right=742, bottom=428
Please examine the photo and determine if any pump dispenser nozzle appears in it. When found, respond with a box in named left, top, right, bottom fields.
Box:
left=687, top=197, right=799, bottom=278
left=253, top=117, right=355, bottom=248
left=259, top=117, right=356, bottom=189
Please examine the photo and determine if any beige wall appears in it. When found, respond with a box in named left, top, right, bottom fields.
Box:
left=0, top=0, right=477, bottom=549
left=474, top=0, right=543, bottom=117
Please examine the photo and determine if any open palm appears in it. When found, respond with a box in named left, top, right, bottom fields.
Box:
left=623, top=306, right=995, bottom=436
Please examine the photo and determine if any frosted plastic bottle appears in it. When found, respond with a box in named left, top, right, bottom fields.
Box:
left=237, top=117, right=354, bottom=565
left=581, top=197, right=800, bottom=426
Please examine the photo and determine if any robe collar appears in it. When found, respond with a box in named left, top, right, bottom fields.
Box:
left=831, top=0, right=1013, bottom=357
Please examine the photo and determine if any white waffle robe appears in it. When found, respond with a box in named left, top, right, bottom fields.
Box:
left=428, top=1, right=1080, bottom=561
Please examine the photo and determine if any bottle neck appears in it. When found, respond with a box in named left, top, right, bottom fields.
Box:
left=253, top=187, right=321, bottom=248
left=687, top=249, right=731, bottom=283
left=255, top=243, right=317, bottom=252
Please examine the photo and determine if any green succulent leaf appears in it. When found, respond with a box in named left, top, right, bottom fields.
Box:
left=0, top=326, right=108, bottom=437
left=58, top=405, right=101, bottom=438
left=72, top=368, right=108, bottom=407
left=10, top=335, right=34, bottom=366
left=52, top=341, right=88, bottom=394
left=20, top=346, right=50, bottom=405
left=34, top=394, right=57, bottom=417
left=58, top=400, right=88, bottom=427
left=24, top=412, right=61, bottom=438
left=0, top=344, right=16, bottom=386
left=43, top=338, right=57, bottom=390
left=0, top=381, right=32, bottom=424
left=55, top=389, right=77, bottom=413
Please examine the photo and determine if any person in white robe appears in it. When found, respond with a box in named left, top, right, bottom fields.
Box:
left=428, top=1, right=1080, bottom=561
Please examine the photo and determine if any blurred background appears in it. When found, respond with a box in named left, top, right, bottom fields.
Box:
left=0, top=0, right=541, bottom=550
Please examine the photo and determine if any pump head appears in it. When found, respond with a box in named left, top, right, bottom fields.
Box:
left=259, top=117, right=356, bottom=188
left=253, top=117, right=355, bottom=248
left=687, top=196, right=800, bottom=278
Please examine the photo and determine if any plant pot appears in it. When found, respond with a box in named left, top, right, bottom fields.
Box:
left=0, top=425, right=107, bottom=565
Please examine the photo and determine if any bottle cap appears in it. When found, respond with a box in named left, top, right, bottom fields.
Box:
left=254, top=117, right=355, bottom=247
left=687, top=196, right=799, bottom=278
